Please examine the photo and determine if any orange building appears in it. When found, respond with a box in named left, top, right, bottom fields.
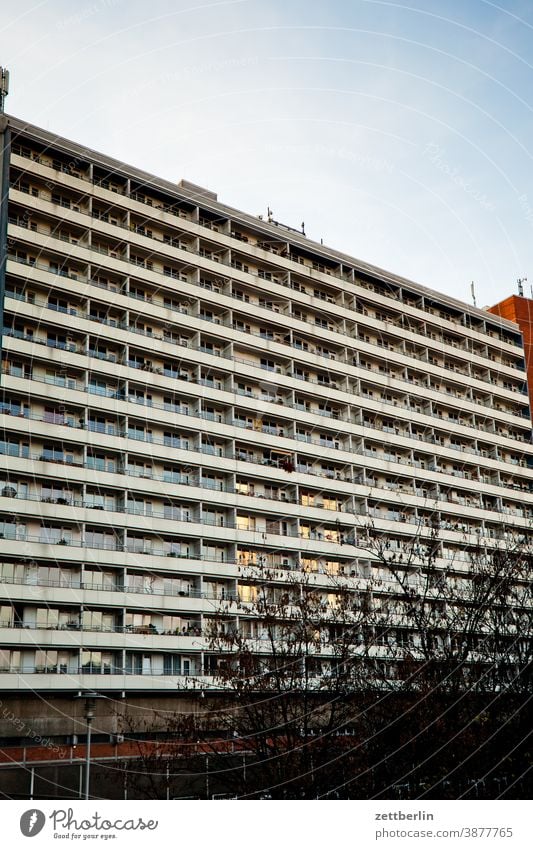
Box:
left=488, top=295, right=533, bottom=414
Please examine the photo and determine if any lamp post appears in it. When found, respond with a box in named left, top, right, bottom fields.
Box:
left=74, top=691, right=101, bottom=799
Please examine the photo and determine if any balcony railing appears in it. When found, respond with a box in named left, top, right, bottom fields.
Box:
left=5, top=304, right=529, bottom=437
left=0, top=620, right=205, bottom=637
left=7, top=153, right=524, bottom=352
left=5, top=248, right=526, bottom=404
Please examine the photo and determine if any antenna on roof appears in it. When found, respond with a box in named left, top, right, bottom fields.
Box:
left=470, top=281, right=477, bottom=307
left=517, top=277, right=527, bottom=297
left=0, top=67, right=9, bottom=113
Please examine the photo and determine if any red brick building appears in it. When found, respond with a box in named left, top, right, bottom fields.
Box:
left=488, top=295, right=533, bottom=413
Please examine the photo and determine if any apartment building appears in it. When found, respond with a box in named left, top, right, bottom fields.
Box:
left=0, top=113, right=532, bottom=724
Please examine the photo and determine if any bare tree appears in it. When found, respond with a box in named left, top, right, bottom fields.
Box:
left=357, top=512, right=533, bottom=694
left=198, top=564, right=379, bottom=798
left=346, top=513, right=533, bottom=798
left=115, top=519, right=533, bottom=799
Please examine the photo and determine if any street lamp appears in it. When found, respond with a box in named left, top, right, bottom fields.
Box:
left=74, top=691, right=102, bottom=799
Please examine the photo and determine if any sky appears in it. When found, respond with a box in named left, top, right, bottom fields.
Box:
left=2, top=0, right=533, bottom=308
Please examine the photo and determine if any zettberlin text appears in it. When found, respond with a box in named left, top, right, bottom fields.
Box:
left=375, top=811, right=434, bottom=821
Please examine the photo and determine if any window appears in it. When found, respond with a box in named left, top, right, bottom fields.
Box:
left=163, top=467, right=183, bottom=484
left=163, top=655, right=183, bottom=675
left=85, top=492, right=113, bottom=511
left=40, top=525, right=71, bottom=544
left=203, top=406, right=223, bottom=422
left=42, top=483, right=71, bottom=503
left=127, top=460, right=152, bottom=478
left=236, top=515, right=255, bottom=531
left=163, top=265, right=181, bottom=279
left=88, top=378, right=109, bottom=396
left=239, top=585, right=258, bottom=603
left=47, top=332, right=75, bottom=352
left=87, top=453, right=117, bottom=473
left=85, top=530, right=116, bottom=550
left=260, top=358, right=278, bottom=372
left=82, top=651, right=114, bottom=673
left=88, top=415, right=116, bottom=435
left=35, top=649, right=71, bottom=674
left=130, top=389, right=152, bottom=406
left=128, top=424, right=153, bottom=442
left=41, top=444, right=73, bottom=464
left=204, top=509, right=226, bottom=527
left=125, top=653, right=143, bottom=674
left=0, top=438, right=29, bottom=458
left=163, top=362, right=178, bottom=378
left=203, top=544, right=225, bottom=562
left=237, top=382, right=254, bottom=397
left=128, top=498, right=152, bottom=516
left=164, top=432, right=188, bottom=449
left=202, top=474, right=224, bottom=490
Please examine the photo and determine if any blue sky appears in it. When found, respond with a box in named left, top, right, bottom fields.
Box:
left=3, top=0, right=533, bottom=307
